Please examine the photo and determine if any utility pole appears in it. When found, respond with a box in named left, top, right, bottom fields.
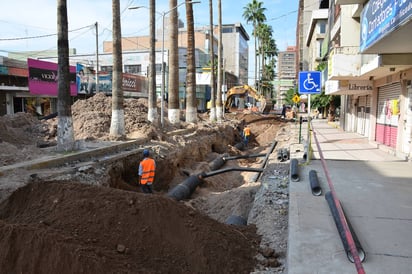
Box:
left=95, top=22, right=99, bottom=93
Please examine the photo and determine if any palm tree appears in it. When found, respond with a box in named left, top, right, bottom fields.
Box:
left=109, top=0, right=125, bottom=138
left=147, top=0, right=158, bottom=123
left=168, top=0, right=180, bottom=124
left=243, top=0, right=266, bottom=87
left=208, top=0, right=216, bottom=122
left=216, top=0, right=223, bottom=121
left=56, top=0, right=75, bottom=152
left=185, top=0, right=197, bottom=123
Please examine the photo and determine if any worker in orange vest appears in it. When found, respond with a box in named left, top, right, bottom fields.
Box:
left=243, top=125, right=251, bottom=146
left=138, top=149, right=156, bottom=194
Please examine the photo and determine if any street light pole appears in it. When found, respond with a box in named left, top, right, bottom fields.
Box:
left=160, top=11, right=166, bottom=128
left=129, top=1, right=200, bottom=128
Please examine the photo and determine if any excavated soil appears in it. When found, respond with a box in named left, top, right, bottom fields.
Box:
left=0, top=93, right=297, bottom=273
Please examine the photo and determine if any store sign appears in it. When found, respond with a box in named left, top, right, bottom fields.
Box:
left=360, top=0, right=412, bottom=52
left=28, top=58, right=77, bottom=96
left=325, top=80, right=373, bottom=95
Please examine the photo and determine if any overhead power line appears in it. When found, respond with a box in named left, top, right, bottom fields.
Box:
left=0, top=24, right=94, bottom=41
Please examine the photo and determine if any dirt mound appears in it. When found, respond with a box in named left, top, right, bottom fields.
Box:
left=71, top=93, right=156, bottom=140
left=0, top=180, right=260, bottom=273
left=0, top=112, right=49, bottom=166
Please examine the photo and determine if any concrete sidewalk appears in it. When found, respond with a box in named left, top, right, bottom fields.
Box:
left=287, top=119, right=412, bottom=274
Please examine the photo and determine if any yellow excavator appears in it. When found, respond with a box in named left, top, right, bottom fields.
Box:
left=224, top=85, right=272, bottom=113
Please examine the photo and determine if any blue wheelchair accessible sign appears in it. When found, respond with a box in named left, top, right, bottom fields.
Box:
left=299, top=71, right=321, bottom=94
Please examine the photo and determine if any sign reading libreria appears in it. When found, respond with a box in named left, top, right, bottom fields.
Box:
left=360, top=0, right=412, bottom=52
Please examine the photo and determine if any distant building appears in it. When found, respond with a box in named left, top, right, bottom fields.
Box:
left=276, top=46, right=297, bottom=106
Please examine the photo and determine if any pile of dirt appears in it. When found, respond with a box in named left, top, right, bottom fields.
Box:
left=39, top=93, right=158, bottom=142
left=0, top=180, right=260, bottom=273
left=0, top=112, right=49, bottom=166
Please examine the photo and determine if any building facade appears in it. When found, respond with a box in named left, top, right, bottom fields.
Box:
left=276, top=46, right=297, bottom=107
left=303, top=0, right=412, bottom=160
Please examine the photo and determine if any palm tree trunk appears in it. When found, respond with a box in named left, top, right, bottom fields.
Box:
left=109, top=0, right=125, bottom=138
left=209, top=0, right=216, bottom=122
left=56, top=0, right=75, bottom=152
left=216, top=0, right=223, bottom=121
left=168, top=0, right=180, bottom=124
left=148, top=0, right=158, bottom=123
left=185, top=1, right=197, bottom=123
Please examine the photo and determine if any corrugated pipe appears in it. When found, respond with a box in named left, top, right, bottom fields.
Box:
left=325, top=191, right=366, bottom=263
left=209, top=153, right=229, bottom=171
left=290, top=158, right=299, bottom=182
left=309, top=170, right=322, bottom=196
left=167, top=174, right=203, bottom=201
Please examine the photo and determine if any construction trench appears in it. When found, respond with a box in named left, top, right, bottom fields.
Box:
left=0, top=102, right=297, bottom=273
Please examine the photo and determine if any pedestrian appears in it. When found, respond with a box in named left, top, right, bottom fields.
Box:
left=243, top=125, right=251, bottom=146
left=138, top=149, right=156, bottom=194
left=281, top=104, right=287, bottom=119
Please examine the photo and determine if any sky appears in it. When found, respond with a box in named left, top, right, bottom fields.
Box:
left=0, top=0, right=299, bottom=80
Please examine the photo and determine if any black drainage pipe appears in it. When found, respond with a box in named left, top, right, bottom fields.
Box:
left=325, top=191, right=366, bottom=263
left=209, top=154, right=229, bottom=171
left=277, top=149, right=283, bottom=161
left=309, top=170, right=322, bottom=196
left=200, top=167, right=264, bottom=179
left=282, top=148, right=290, bottom=161
left=225, top=215, right=247, bottom=226
left=167, top=174, right=203, bottom=201
left=234, top=142, right=246, bottom=151
left=223, top=153, right=266, bottom=161
left=252, top=140, right=278, bottom=182
left=290, top=158, right=299, bottom=182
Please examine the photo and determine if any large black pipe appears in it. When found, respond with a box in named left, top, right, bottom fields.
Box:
left=234, top=142, right=246, bottom=151
left=325, top=191, right=366, bottom=263
left=167, top=174, right=203, bottom=201
left=290, top=158, right=299, bottom=182
left=309, top=170, right=322, bottom=196
left=208, top=153, right=229, bottom=171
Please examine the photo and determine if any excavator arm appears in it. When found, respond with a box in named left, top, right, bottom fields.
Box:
left=224, top=85, right=268, bottom=113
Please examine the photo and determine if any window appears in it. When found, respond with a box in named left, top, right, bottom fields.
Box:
left=319, top=21, right=326, bottom=34
left=101, top=66, right=113, bottom=72
left=155, top=63, right=163, bottom=72
left=124, top=64, right=141, bottom=74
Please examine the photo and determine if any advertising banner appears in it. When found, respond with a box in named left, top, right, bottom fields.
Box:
left=360, top=0, right=412, bottom=52
left=76, top=64, right=146, bottom=95
left=28, top=58, right=77, bottom=96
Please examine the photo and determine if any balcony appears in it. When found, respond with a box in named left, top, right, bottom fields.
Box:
left=327, top=46, right=364, bottom=80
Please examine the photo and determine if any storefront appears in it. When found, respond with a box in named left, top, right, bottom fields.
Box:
left=376, top=83, right=402, bottom=148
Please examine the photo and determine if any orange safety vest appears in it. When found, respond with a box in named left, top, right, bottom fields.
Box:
left=140, top=158, right=156, bottom=185
left=244, top=127, right=251, bottom=136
